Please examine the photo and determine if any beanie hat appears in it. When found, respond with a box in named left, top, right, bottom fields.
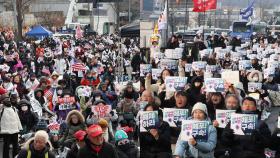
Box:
left=115, top=130, right=128, bottom=142
left=192, top=102, right=208, bottom=116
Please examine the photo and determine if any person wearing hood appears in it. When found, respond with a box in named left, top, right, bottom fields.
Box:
left=114, top=130, right=138, bottom=158
left=0, top=95, right=23, bottom=158
left=139, top=102, right=172, bottom=158
left=66, top=130, right=87, bottom=158
left=77, top=124, right=118, bottom=158
left=174, top=102, right=217, bottom=158
left=17, top=130, right=55, bottom=158
left=221, top=97, right=272, bottom=158
left=59, top=110, right=86, bottom=148
left=18, top=99, right=38, bottom=134
left=187, top=76, right=206, bottom=107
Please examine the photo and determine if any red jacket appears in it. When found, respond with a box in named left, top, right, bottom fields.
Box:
left=80, top=78, right=101, bottom=87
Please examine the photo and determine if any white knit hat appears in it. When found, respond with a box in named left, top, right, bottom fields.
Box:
left=192, top=102, right=208, bottom=116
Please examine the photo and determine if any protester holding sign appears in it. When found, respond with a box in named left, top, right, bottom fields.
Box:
left=221, top=97, right=272, bottom=158
left=139, top=102, right=172, bottom=158
left=162, top=91, right=191, bottom=145
left=145, top=69, right=174, bottom=95
left=174, top=102, right=217, bottom=158
left=86, top=99, right=117, bottom=140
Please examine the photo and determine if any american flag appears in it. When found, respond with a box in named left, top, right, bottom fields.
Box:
left=72, top=63, right=87, bottom=72
left=44, top=88, right=54, bottom=100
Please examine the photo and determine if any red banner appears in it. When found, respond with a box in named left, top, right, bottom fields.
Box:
left=192, top=0, right=217, bottom=12
left=58, top=97, right=75, bottom=104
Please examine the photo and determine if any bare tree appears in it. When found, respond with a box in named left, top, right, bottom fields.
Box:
left=37, top=11, right=65, bottom=28
left=15, top=0, right=33, bottom=40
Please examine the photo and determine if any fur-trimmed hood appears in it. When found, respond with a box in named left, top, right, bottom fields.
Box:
left=247, top=70, right=263, bottom=82
left=66, top=110, right=85, bottom=125
left=23, top=137, right=54, bottom=151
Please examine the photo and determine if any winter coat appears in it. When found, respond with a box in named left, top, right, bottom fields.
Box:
left=187, top=76, right=206, bottom=107
left=0, top=106, right=22, bottom=134
left=139, top=120, right=172, bottom=158
left=221, top=111, right=272, bottom=158
left=77, top=139, right=118, bottom=158
left=59, top=110, right=86, bottom=144
left=116, top=142, right=138, bottom=158
left=271, top=128, right=280, bottom=158
left=174, top=116, right=216, bottom=158
left=66, top=144, right=79, bottom=158
left=17, top=138, right=55, bottom=158
left=18, top=99, right=38, bottom=133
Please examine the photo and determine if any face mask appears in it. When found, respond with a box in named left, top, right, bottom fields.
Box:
left=57, top=90, right=63, bottom=95
left=21, top=106, right=28, bottom=111
left=118, top=143, right=130, bottom=151
left=194, top=82, right=201, bottom=87
left=253, top=76, right=259, bottom=82
left=95, top=97, right=101, bottom=101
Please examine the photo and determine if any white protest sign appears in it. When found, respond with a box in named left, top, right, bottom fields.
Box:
left=239, top=60, right=252, bottom=70
left=153, top=52, right=164, bottom=59
left=181, top=120, right=209, bottom=142
left=165, top=77, right=188, bottom=92
left=140, top=111, right=159, bottom=132
left=264, top=68, right=275, bottom=79
left=91, top=104, right=112, bottom=118
left=231, top=52, right=241, bottom=62
left=163, top=108, right=188, bottom=127
left=221, top=70, right=239, bottom=85
left=185, top=64, right=192, bottom=72
left=152, top=69, right=162, bottom=80
left=205, top=78, right=225, bottom=92
left=166, top=48, right=183, bottom=59
left=248, top=82, right=262, bottom=92
left=230, top=113, right=258, bottom=135
left=206, top=65, right=218, bottom=73
left=192, top=61, right=207, bottom=70
left=160, top=59, right=177, bottom=70
left=216, top=110, right=235, bottom=128
left=140, top=64, right=152, bottom=77
left=268, top=61, right=279, bottom=69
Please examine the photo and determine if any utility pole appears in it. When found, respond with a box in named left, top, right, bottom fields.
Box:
left=116, top=0, right=120, bottom=30
left=128, top=0, right=131, bottom=23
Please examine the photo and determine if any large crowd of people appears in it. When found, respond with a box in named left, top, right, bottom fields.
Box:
left=0, top=25, right=280, bottom=158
